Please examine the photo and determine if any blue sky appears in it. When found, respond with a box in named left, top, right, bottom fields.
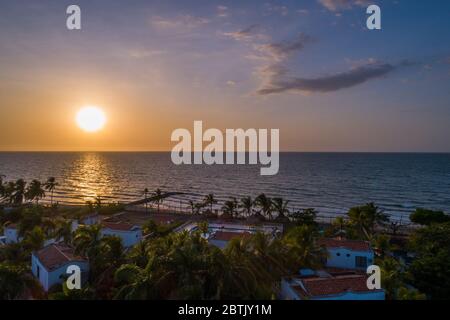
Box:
left=0, top=0, right=449, bottom=151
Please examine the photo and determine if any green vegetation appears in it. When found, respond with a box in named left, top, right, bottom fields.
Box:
left=410, top=208, right=450, bottom=226
left=1, top=178, right=450, bottom=300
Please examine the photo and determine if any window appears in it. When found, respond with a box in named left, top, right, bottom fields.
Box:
left=355, top=256, right=368, bottom=268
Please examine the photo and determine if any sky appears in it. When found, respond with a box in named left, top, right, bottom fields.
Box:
left=0, top=0, right=449, bottom=152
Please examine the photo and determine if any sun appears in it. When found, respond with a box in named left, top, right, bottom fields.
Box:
left=76, top=106, right=107, bottom=133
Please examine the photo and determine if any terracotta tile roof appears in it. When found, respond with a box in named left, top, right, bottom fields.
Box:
left=35, top=244, right=86, bottom=271
left=294, top=275, right=379, bottom=298
left=210, top=231, right=252, bottom=241
left=4, top=222, right=18, bottom=229
left=102, top=221, right=138, bottom=231
left=318, top=238, right=371, bottom=252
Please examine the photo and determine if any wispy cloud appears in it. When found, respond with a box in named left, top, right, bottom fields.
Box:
left=318, top=0, right=370, bottom=12
left=222, top=25, right=263, bottom=41
left=151, top=15, right=210, bottom=30
left=257, top=61, right=409, bottom=95
left=255, top=33, right=314, bottom=62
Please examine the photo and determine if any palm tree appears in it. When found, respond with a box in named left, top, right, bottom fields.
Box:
left=114, top=263, right=155, bottom=299
left=254, top=194, right=273, bottom=220
left=333, top=216, right=346, bottom=234
left=44, top=177, right=58, bottom=206
left=0, top=263, right=40, bottom=300
left=55, top=219, right=74, bottom=244
left=272, top=197, right=290, bottom=221
left=153, top=188, right=163, bottom=213
left=194, top=202, right=204, bottom=215
left=239, top=197, right=253, bottom=218
left=221, top=197, right=238, bottom=218
left=283, top=225, right=327, bottom=270
left=348, top=203, right=389, bottom=240
left=2, top=181, right=13, bottom=204
left=187, top=200, right=197, bottom=215
left=12, top=179, right=27, bottom=205
left=94, top=196, right=102, bottom=209
left=85, top=200, right=95, bottom=213
left=0, top=175, right=5, bottom=201
left=22, top=226, right=45, bottom=251
left=203, top=193, right=217, bottom=214
left=372, top=234, right=391, bottom=258
left=73, top=224, right=103, bottom=257
left=128, top=242, right=150, bottom=268
left=143, top=188, right=149, bottom=213
left=26, top=180, right=46, bottom=204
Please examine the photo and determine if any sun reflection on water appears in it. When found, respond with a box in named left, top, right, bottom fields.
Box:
left=66, top=153, right=115, bottom=203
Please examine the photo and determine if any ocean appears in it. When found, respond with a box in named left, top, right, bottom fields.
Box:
left=1, top=152, right=449, bottom=221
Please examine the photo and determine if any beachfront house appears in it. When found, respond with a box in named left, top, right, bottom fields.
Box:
left=101, top=221, right=142, bottom=247
left=176, top=221, right=283, bottom=249
left=280, top=269, right=385, bottom=300
left=319, top=238, right=374, bottom=270
left=31, top=243, right=89, bottom=292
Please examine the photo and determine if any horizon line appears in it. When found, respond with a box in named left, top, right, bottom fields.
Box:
left=0, top=150, right=450, bottom=154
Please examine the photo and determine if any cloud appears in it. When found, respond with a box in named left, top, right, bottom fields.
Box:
left=222, top=25, right=262, bottom=41
left=318, top=0, right=370, bottom=11
left=257, top=61, right=404, bottom=95
left=256, top=33, right=314, bottom=62
left=151, top=15, right=210, bottom=30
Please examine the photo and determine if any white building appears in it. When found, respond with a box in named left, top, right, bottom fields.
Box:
left=280, top=269, right=385, bottom=300
left=319, top=238, right=374, bottom=270
left=3, top=223, right=21, bottom=244
left=31, top=243, right=89, bottom=292
left=101, top=221, right=142, bottom=248
left=71, top=213, right=100, bottom=232
left=176, top=221, right=283, bottom=249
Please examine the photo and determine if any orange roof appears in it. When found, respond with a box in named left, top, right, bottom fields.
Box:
left=294, top=275, right=379, bottom=298
left=4, top=222, right=18, bottom=229
left=35, top=244, right=86, bottom=271
left=102, top=221, right=137, bottom=231
left=318, top=238, right=371, bottom=252
left=211, top=231, right=252, bottom=241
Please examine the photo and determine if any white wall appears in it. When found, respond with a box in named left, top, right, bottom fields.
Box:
left=101, top=228, right=142, bottom=247
left=326, top=247, right=374, bottom=270
left=279, top=279, right=301, bottom=300
left=4, top=227, right=20, bottom=244
left=31, top=254, right=89, bottom=292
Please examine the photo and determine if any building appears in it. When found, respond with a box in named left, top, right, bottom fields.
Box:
left=3, top=223, right=21, bottom=244
left=31, top=243, right=89, bottom=292
left=101, top=221, right=142, bottom=247
left=319, top=238, right=374, bottom=270
left=71, top=213, right=100, bottom=232
left=280, top=269, right=385, bottom=300
left=177, top=221, right=283, bottom=249
left=82, top=213, right=100, bottom=225
left=208, top=231, right=252, bottom=249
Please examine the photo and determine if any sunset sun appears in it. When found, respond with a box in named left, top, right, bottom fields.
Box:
left=76, top=106, right=106, bottom=132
